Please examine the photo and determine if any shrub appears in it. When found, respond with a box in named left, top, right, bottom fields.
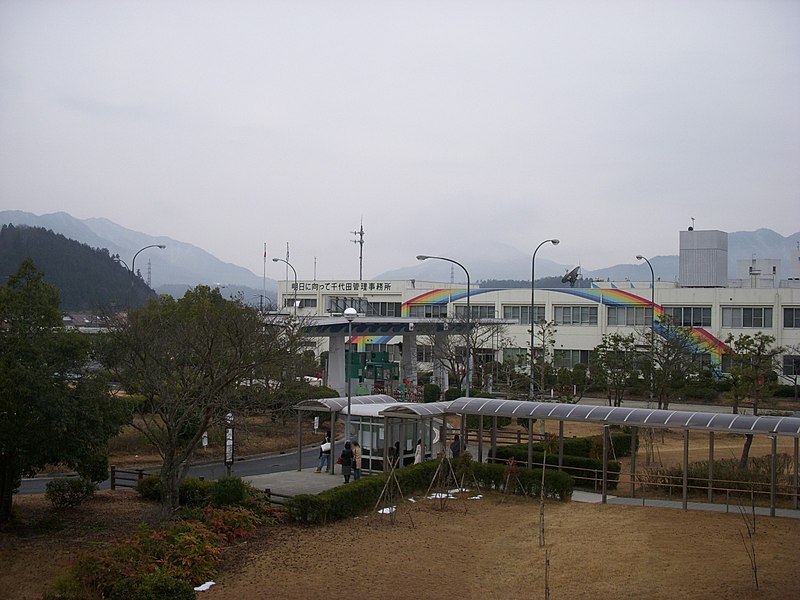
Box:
left=135, top=474, right=162, bottom=501
left=423, top=383, right=441, bottom=403
left=45, top=478, right=96, bottom=510
left=494, top=445, right=622, bottom=489
left=108, top=570, right=195, bottom=600
left=773, top=384, right=797, bottom=398
left=210, top=476, right=249, bottom=507
left=468, top=462, right=574, bottom=500
left=465, top=414, right=513, bottom=429
left=180, top=478, right=214, bottom=507
left=444, top=388, right=463, bottom=401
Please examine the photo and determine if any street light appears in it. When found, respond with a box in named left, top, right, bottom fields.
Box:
left=530, top=239, right=560, bottom=401
left=131, top=244, right=166, bottom=280
left=637, top=255, right=655, bottom=407
left=344, top=306, right=357, bottom=442
left=417, top=254, right=472, bottom=398
left=272, top=257, right=298, bottom=316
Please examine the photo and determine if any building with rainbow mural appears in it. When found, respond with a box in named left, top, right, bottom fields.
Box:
left=274, top=230, right=800, bottom=397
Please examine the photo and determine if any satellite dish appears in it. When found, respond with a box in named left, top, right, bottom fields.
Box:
left=561, top=266, right=581, bottom=288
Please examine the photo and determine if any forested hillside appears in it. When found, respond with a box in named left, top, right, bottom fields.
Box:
left=0, top=224, right=156, bottom=310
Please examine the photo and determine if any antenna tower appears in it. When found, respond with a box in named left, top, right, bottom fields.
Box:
left=351, top=218, right=365, bottom=281
left=146, top=260, right=152, bottom=287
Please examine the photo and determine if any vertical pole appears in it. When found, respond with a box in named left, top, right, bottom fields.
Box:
left=296, top=412, right=303, bottom=471
left=794, top=437, right=799, bottom=511
left=491, top=416, right=498, bottom=463
left=708, top=431, right=715, bottom=503
left=682, top=429, right=689, bottom=511
left=329, top=412, right=337, bottom=475
left=601, top=425, right=609, bottom=504
left=110, top=465, right=116, bottom=491
left=558, top=421, right=564, bottom=471
left=527, top=419, right=534, bottom=470
left=630, top=426, right=637, bottom=497
left=478, top=416, right=484, bottom=463
left=383, top=416, right=389, bottom=472
left=770, top=436, right=777, bottom=518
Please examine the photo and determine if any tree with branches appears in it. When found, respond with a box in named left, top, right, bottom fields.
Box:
left=591, top=332, right=639, bottom=407
left=1, top=259, right=129, bottom=523
left=724, top=332, right=783, bottom=468
left=99, top=286, right=293, bottom=516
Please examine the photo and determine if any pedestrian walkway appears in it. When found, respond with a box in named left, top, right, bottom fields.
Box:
left=572, top=490, right=800, bottom=519
left=245, top=467, right=348, bottom=497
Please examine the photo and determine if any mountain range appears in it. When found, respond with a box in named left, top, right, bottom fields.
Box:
left=2, top=210, right=798, bottom=290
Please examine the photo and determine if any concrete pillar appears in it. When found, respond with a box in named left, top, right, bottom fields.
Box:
left=401, top=332, right=418, bottom=389
left=328, top=334, right=347, bottom=396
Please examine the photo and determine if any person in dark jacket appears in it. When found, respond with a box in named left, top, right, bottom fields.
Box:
left=450, top=434, right=463, bottom=459
left=340, top=441, right=354, bottom=483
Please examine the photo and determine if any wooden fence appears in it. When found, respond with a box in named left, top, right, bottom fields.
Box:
left=109, top=465, right=146, bottom=490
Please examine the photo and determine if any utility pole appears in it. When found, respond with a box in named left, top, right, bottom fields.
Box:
left=351, top=218, right=365, bottom=281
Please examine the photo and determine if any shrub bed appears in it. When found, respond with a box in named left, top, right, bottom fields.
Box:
left=287, top=457, right=574, bottom=525
left=494, top=445, right=622, bottom=490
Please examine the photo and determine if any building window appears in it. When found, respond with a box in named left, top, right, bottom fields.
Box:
left=502, top=305, right=544, bottom=325
left=554, top=349, right=592, bottom=369
left=502, top=347, right=528, bottom=364
left=607, top=306, right=653, bottom=326
left=365, top=301, right=402, bottom=317
left=783, top=355, right=800, bottom=376
left=408, top=304, right=448, bottom=319
left=721, top=307, right=773, bottom=328
left=784, top=307, right=800, bottom=328
left=554, top=305, right=598, bottom=326
left=663, top=306, right=712, bottom=327
left=416, top=345, right=434, bottom=363
left=455, top=304, right=496, bottom=320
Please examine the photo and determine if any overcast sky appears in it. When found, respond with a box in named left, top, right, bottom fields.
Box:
left=1, top=0, right=798, bottom=280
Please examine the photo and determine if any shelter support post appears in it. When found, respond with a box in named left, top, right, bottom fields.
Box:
left=708, top=432, right=715, bottom=503
left=527, top=419, right=534, bottom=470
left=630, top=426, right=637, bottom=497
left=330, top=412, right=337, bottom=474
left=383, top=415, right=389, bottom=471
left=794, top=437, right=799, bottom=511
left=558, top=421, right=564, bottom=471
left=491, top=416, right=497, bottom=462
left=601, top=425, right=609, bottom=504
left=477, top=417, right=483, bottom=463
left=770, top=436, right=777, bottom=518
left=682, top=430, right=689, bottom=510
left=296, top=412, right=302, bottom=472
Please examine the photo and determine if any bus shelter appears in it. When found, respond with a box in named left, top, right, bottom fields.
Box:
left=294, top=395, right=443, bottom=474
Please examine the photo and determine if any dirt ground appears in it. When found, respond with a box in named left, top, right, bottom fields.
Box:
left=204, top=493, right=800, bottom=600
left=4, top=419, right=800, bottom=600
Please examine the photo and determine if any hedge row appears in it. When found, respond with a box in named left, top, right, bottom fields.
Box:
left=494, top=446, right=621, bottom=490
left=286, top=457, right=574, bottom=525
left=135, top=474, right=256, bottom=508
left=527, top=431, right=636, bottom=460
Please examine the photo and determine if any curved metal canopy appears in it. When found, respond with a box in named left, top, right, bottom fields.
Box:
left=447, top=398, right=800, bottom=438
left=294, top=394, right=397, bottom=413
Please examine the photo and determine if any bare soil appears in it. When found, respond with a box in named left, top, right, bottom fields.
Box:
left=5, top=413, right=800, bottom=599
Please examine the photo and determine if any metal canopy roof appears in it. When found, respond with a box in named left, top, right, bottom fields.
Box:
left=380, top=401, right=454, bottom=418
left=447, top=398, right=800, bottom=438
left=294, top=394, right=397, bottom=413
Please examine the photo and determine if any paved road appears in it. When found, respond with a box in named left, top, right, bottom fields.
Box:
left=18, top=444, right=326, bottom=495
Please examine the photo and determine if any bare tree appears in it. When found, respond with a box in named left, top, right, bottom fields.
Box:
left=724, top=332, right=783, bottom=468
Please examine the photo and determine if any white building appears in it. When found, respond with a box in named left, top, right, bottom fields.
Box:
left=274, top=230, right=800, bottom=395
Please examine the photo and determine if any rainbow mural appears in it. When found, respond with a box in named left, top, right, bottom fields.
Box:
left=350, top=286, right=730, bottom=363
left=555, top=288, right=729, bottom=363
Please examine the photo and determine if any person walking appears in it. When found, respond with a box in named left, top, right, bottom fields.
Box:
left=340, top=441, right=354, bottom=483
left=450, top=434, right=462, bottom=459
left=316, top=431, right=331, bottom=473
left=414, top=438, right=423, bottom=464
left=352, top=441, right=363, bottom=481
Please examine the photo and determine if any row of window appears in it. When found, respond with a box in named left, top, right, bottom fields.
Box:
left=420, top=304, right=798, bottom=329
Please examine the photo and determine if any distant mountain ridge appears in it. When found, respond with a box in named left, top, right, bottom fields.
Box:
left=2, top=211, right=797, bottom=289
left=0, top=211, right=276, bottom=299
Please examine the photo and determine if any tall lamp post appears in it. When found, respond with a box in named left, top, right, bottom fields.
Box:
left=131, top=244, right=166, bottom=280
left=416, top=254, right=472, bottom=398
left=530, top=239, right=559, bottom=401
left=344, top=307, right=357, bottom=442
left=272, top=257, right=298, bottom=316
left=637, top=255, right=655, bottom=407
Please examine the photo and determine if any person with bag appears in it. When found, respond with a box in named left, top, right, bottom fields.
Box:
left=340, top=441, right=354, bottom=483
left=316, top=431, right=331, bottom=473
left=352, top=440, right=362, bottom=481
